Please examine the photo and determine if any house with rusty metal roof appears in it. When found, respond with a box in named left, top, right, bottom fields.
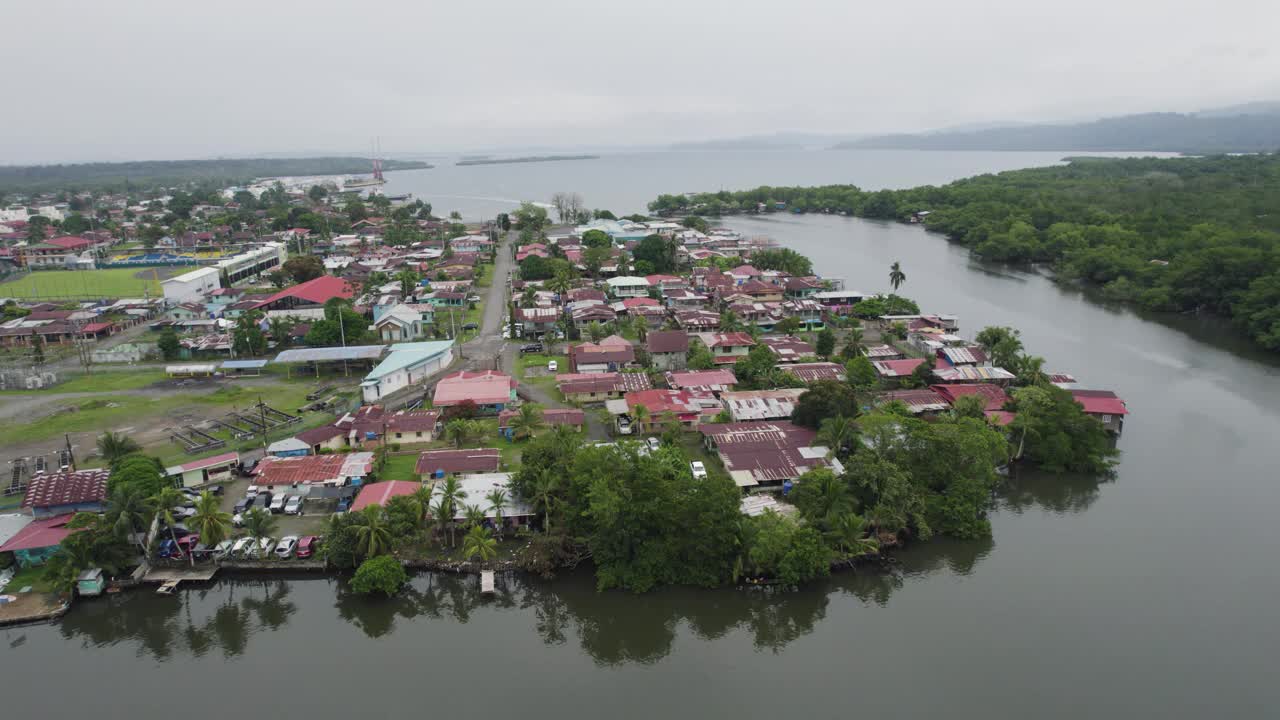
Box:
left=698, top=421, right=839, bottom=488
left=21, top=469, right=110, bottom=518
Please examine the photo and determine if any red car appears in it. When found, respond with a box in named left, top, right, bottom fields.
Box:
left=296, top=535, right=319, bottom=559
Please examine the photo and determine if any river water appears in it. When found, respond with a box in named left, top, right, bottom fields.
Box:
left=4, top=151, right=1279, bottom=717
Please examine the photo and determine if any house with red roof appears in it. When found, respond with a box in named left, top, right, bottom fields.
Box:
left=16, top=235, right=96, bottom=267
left=622, top=388, right=722, bottom=432
left=0, top=514, right=79, bottom=566
left=665, top=368, right=737, bottom=393
left=784, top=362, right=847, bottom=384
left=873, top=358, right=926, bottom=382
left=21, top=469, right=110, bottom=519
left=568, top=335, right=635, bottom=373
left=432, top=370, right=517, bottom=412
left=557, top=371, right=653, bottom=402
left=252, top=453, right=374, bottom=488
left=647, top=330, right=690, bottom=371
left=415, top=448, right=501, bottom=479
left=695, top=332, right=756, bottom=364
left=1071, top=390, right=1129, bottom=433
left=698, top=421, right=839, bottom=489
left=931, top=383, right=1010, bottom=411
left=250, top=275, right=355, bottom=311
left=351, top=480, right=423, bottom=512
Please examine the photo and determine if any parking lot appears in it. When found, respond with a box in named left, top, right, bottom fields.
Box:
left=217, top=475, right=332, bottom=538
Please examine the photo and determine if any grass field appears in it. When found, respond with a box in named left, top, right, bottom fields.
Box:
left=0, top=370, right=168, bottom=396
left=0, top=268, right=161, bottom=300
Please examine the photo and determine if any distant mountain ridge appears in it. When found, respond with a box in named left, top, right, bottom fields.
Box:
left=834, top=107, right=1280, bottom=153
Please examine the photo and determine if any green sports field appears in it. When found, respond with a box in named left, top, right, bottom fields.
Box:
left=0, top=268, right=162, bottom=300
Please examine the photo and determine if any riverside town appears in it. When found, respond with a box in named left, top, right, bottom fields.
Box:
left=0, top=170, right=1131, bottom=623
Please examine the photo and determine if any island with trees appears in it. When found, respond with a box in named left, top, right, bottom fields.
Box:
left=455, top=155, right=599, bottom=167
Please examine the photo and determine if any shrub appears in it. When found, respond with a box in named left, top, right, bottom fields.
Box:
left=350, top=555, right=408, bottom=596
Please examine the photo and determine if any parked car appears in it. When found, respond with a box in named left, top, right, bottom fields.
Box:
left=245, top=538, right=275, bottom=559
left=245, top=484, right=261, bottom=498
left=252, top=492, right=272, bottom=510
left=176, top=534, right=201, bottom=555
left=164, top=524, right=192, bottom=539
left=646, top=437, right=661, bottom=452
left=336, top=495, right=353, bottom=513
left=205, top=485, right=225, bottom=496
left=462, top=322, right=478, bottom=331
left=269, top=494, right=287, bottom=513
left=616, top=416, right=633, bottom=435
left=230, top=537, right=254, bottom=558
left=690, top=461, right=708, bottom=479
left=213, top=540, right=235, bottom=559
left=156, top=539, right=177, bottom=559
left=296, top=536, right=319, bottom=559
left=239, top=458, right=259, bottom=477
left=233, top=496, right=253, bottom=514
left=284, top=495, right=304, bottom=515
left=274, top=536, right=298, bottom=558
left=172, top=506, right=198, bottom=519
left=520, top=343, right=543, bottom=354
left=547, top=360, right=558, bottom=372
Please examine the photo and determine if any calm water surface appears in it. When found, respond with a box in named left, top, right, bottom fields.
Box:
left=4, top=152, right=1278, bottom=718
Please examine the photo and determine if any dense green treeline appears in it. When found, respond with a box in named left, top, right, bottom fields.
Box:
left=649, top=154, right=1280, bottom=350
left=0, top=157, right=431, bottom=194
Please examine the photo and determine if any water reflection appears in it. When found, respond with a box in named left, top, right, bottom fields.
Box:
left=997, top=467, right=1107, bottom=516
left=58, top=578, right=297, bottom=660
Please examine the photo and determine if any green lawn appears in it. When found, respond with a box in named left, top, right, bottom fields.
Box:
left=0, top=268, right=161, bottom=300
left=4, top=565, right=55, bottom=593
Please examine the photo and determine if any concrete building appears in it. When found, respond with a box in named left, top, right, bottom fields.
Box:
left=161, top=266, right=220, bottom=304
left=360, top=340, right=455, bottom=403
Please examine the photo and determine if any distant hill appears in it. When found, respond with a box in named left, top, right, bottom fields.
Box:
left=671, top=132, right=865, bottom=151
left=834, top=109, right=1280, bottom=154
left=0, top=157, right=432, bottom=195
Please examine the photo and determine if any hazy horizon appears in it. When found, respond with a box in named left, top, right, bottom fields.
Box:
left=3, top=0, right=1278, bottom=165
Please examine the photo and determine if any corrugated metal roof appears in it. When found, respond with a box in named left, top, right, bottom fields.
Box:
left=273, top=345, right=387, bottom=363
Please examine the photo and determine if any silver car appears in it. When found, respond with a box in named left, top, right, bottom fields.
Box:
left=274, top=536, right=298, bottom=559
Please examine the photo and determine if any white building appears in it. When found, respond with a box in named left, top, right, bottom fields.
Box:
left=215, top=242, right=287, bottom=284
left=161, top=267, right=220, bottom=304
left=360, top=340, right=455, bottom=403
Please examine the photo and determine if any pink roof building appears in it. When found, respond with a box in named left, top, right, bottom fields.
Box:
left=432, top=370, right=517, bottom=407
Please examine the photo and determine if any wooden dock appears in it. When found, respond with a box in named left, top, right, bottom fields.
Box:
left=141, top=566, right=220, bottom=584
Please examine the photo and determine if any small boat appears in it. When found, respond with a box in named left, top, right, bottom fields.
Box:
left=156, top=580, right=180, bottom=595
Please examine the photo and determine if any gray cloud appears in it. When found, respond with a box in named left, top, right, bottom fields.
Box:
left=3, top=0, right=1277, bottom=163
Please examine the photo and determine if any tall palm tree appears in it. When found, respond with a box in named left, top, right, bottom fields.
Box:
left=435, top=476, right=467, bottom=547
left=485, top=488, right=508, bottom=533
left=719, top=310, right=743, bottom=332
left=411, top=486, right=434, bottom=529
left=151, top=485, right=188, bottom=562
left=531, top=470, right=558, bottom=534
left=888, top=261, right=906, bottom=292
left=267, top=317, right=294, bottom=347
left=631, top=403, right=650, bottom=434
left=546, top=270, right=573, bottom=297
left=189, top=491, right=232, bottom=550
left=840, top=326, right=865, bottom=359
left=105, top=484, right=151, bottom=553
left=353, top=505, right=393, bottom=559
left=631, top=315, right=648, bottom=343
left=510, top=404, right=545, bottom=441
left=444, top=419, right=476, bottom=449
left=817, top=415, right=859, bottom=459
left=462, top=503, right=486, bottom=530
left=461, top=525, right=498, bottom=566
left=97, top=431, right=140, bottom=465
left=520, top=286, right=538, bottom=308
left=396, top=269, right=421, bottom=298
left=243, top=508, right=277, bottom=543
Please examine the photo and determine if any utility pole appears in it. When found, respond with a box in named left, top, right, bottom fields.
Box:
left=259, top=395, right=269, bottom=452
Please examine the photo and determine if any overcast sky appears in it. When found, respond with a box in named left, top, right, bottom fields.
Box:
left=3, top=0, right=1278, bottom=164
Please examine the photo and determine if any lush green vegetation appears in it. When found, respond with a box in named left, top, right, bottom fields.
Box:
left=0, top=157, right=431, bottom=194
left=650, top=154, right=1280, bottom=350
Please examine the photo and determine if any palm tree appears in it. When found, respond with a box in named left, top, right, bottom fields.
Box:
left=719, top=310, right=743, bottom=332
left=396, top=269, right=421, bottom=298
left=510, top=404, right=545, bottom=441
left=631, top=403, right=650, bottom=434
left=461, top=525, right=498, bottom=566
left=411, top=486, right=434, bottom=529
left=817, top=415, right=859, bottom=459
left=352, top=505, right=393, bottom=558
left=832, top=513, right=879, bottom=558
left=444, top=419, right=476, bottom=449
left=631, top=315, right=648, bottom=343
left=105, top=485, right=151, bottom=553
left=97, top=431, right=140, bottom=465
left=435, top=476, right=467, bottom=547
left=462, top=503, right=486, bottom=530
left=546, top=270, right=573, bottom=297
left=485, top=488, right=508, bottom=533
left=520, top=286, right=538, bottom=308
left=267, top=317, right=294, bottom=347
left=189, top=491, right=232, bottom=550
left=888, top=261, right=906, bottom=292
left=151, top=485, right=188, bottom=562
left=243, top=508, right=277, bottom=543
left=840, top=326, right=865, bottom=359
left=587, top=321, right=605, bottom=342
left=530, top=470, right=558, bottom=534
